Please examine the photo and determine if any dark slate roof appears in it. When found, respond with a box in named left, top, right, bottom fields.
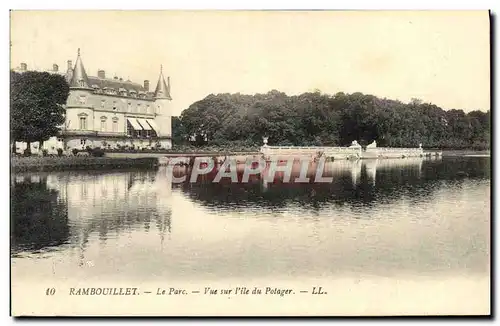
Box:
left=69, top=49, right=90, bottom=88
left=154, top=71, right=172, bottom=100
left=88, top=76, right=146, bottom=93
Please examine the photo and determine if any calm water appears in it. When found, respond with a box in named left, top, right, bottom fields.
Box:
left=11, top=156, right=490, bottom=285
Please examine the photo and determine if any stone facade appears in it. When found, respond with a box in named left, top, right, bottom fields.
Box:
left=13, top=49, right=173, bottom=154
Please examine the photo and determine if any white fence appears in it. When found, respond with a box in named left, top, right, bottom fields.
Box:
left=260, top=145, right=362, bottom=158
left=260, top=145, right=426, bottom=159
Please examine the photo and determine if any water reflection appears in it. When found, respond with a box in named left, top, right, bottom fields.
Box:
left=173, top=157, right=436, bottom=213
left=11, top=157, right=490, bottom=262
left=11, top=169, right=173, bottom=257
left=10, top=156, right=490, bottom=281
left=11, top=175, right=69, bottom=254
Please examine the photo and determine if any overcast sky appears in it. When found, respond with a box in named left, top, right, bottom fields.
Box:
left=10, top=10, right=490, bottom=115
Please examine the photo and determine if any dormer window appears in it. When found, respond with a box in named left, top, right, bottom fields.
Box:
left=104, top=87, right=116, bottom=95
left=138, top=91, right=146, bottom=99
left=79, top=79, right=85, bottom=87
left=92, top=84, right=100, bottom=93
left=119, top=88, right=127, bottom=96
left=129, top=90, right=137, bottom=98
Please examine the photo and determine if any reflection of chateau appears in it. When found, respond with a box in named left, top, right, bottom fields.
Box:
left=43, top=168, right=173, bottom=262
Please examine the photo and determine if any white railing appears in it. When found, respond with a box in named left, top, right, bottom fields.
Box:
left=375, top=148, right=423, bottom=152
left=260, top=145, right=362, bottom=156
left=260, top=145, right=426, bottom=158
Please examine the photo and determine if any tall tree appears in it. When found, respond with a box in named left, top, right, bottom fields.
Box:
left=10, top=71, right=70, bottom=155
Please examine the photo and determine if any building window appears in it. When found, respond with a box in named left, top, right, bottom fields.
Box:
left=79, top=116, right=87, bottom=130
left=128, top=102, right=132, bottom=112
left=112, top=120, right=118, bottom=132
left=100, top=119, right=107, bottom=132
left=127, top=120, right=133, bottom=137
left=137, top=104, right=141, bottom=113
left=101, top=100, right=105, bottom=108
left=146, top=105, right=151, bottom=114
left=79, top=80, right=85, bottom=87
left=79, top=95, right=87, bottom=104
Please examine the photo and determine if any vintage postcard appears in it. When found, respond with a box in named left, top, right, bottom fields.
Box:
left=10, top=10, right=491, bottom=316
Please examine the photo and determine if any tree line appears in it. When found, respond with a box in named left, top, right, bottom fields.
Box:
left=173, top=90, right=490, bottom=150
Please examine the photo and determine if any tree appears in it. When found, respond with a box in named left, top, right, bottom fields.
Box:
left=171, top=116, right=188, bottom=145
left=10, top=71, right=69, bottom=155
left=175, top=90, right=489, bottom=150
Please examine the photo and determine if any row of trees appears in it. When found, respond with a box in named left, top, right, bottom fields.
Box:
left=10, top=71, right=70, bottom=155
left=174, top=90, right=490, bottom=149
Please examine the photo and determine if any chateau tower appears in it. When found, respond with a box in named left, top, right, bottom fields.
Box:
left=153, top=65, right=172, bottom=148
left=69, top=48, right=91, bottom=89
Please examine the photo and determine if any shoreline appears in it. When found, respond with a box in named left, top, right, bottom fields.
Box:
left=10, top=149, right=490, bottom=173
left=11, top=156, right=159, bottom=173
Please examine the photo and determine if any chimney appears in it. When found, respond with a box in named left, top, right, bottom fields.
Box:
left=114, top=76, right=118, bottom=80
left=143, top=80, right=150, bottom=91
left=67, top=60, right=72, bottom=71
left=53, top=64, right=59, bottom=72
left=20, top=63, right=27, bottom=71
left=97, top=70, right=105, bottom=79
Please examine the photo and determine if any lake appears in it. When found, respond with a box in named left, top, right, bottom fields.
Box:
left=10, top=156, right=491, bottom=316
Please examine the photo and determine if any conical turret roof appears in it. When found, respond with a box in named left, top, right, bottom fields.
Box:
left=69, top=48, right=90, bottom=88
left=154, top=65, right=172, bottom=100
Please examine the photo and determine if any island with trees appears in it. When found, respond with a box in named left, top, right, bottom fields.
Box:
left=173, top=90, right=489, bottom=153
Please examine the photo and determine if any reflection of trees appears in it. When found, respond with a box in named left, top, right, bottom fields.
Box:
left=174, top=157, right=490, bottom=213
left=11, top=176, right=69, bottom=254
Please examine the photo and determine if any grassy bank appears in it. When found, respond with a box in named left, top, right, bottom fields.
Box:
left=11, top=156, right=159, bottom=172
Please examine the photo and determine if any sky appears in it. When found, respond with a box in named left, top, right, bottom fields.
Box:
left=10, top=10, right=490, bottom=116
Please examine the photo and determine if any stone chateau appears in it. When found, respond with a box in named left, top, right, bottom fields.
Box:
left=13, top=49, right=173, bottom=153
